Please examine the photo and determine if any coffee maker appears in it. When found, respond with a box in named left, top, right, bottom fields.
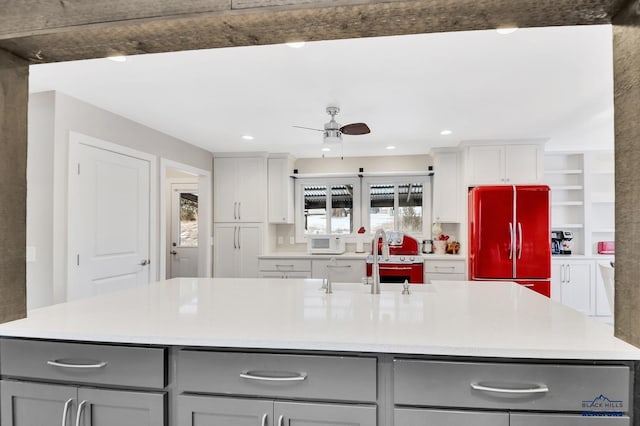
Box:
left=551, top=230, right=573, bottom=255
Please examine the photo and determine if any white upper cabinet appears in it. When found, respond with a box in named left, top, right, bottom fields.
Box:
left=463, top=141, right=545, bottom=185
left=214, top=156, right=266, bottom=223
left=268, top=156, right=295, bottom=224
left=431, top=150, right=460, bottom=223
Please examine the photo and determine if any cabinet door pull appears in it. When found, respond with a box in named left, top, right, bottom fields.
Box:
left=567, top=264, right=571, bottom=283
left=237, top=227, right=241, bottom=250
left=261, top=413, right=268, bottom=426
left=75, top=400, right=87, bottom=426
left=240, top=370, right=307, bottom=382
left=47, top=360, right=108, bottom=369
left=62, top=398, right=73, bottom=426
left=560, top=264, right=565, bottom=283
left=233, top=202, right=237, bottom=220
left=233, top=226, right=238, bottom=249
left=278, top=415, right=284, bottom=426
left=470, top=382, right=549, bottom=394
left=238, top=202, right=241, bottom=220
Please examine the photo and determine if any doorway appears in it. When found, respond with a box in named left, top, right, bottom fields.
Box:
left=160, top=159, right=212, bottom=280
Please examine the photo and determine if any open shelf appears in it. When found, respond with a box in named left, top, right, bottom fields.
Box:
left=552, top=201, right=584, bottom=206
left=544, top=169, right=583, bottom=175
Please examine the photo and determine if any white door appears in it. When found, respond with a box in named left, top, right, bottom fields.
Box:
left=68, top=141, right=151, bottom=300
left=170, top=183, right=199, bottom=278
left=237, top=224, right=261, bottom=278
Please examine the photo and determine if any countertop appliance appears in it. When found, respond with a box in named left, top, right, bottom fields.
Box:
left=307, top=235, right=346, bottom=255
left=366, top=231, right=423, bottom=284
left=551, top=229, right=573, bottom=255
left=469, top=185, right=551, bottom=297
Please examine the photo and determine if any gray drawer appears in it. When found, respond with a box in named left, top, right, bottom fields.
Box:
left=178, top=350, right=376, bottom=402
left=424, top=260, right=465, bottom=274
left=0, top=339, right=166, bottom=389
left=395, top=408, right=508, bottom=425
left=511, top=413, right=630, bottom=425
left=259, top=259, right=311, bottom=272
left=394, top=359, right=630, bottom=412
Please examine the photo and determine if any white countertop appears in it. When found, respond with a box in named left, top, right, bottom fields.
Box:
left=259, top=252, right=466, bottom=261
left=0, top=278, right=638, bottom=360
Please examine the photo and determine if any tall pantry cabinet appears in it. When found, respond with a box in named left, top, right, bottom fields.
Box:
left=213, top=155, right=266, bottom=278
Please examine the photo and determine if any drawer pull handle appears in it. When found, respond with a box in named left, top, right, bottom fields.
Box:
left=261, top=413, right=268, bottom=426
left=240, top=370, right=307, bottom=382
left=434, top=266, right=455, bottom=270
left=278, top=415, right=284, bottom=426
left=275, top=264, right=295, bottom=270
left=326, top=264, right=352, bottom=269
left=62, top=398, right=73, bottom=426
left=75, top=400, right=87, bottom=426
left=470, top=382, right=549, bottom=394
left=47, top=359, right=108, bottom=369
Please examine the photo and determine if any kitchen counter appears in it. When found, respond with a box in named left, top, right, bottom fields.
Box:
left=0, top=278, right=637, bottom=360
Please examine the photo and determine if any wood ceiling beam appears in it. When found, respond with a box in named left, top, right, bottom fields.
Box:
left=0, top=0, right=628, bottom=63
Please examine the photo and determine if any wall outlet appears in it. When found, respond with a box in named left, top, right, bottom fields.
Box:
left=289, top=236, right=295, bottom=245
left=277, top=236, right=284, bottom=245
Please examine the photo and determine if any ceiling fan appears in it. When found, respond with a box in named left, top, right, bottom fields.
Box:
left=293, top=106, right=371, bottom=152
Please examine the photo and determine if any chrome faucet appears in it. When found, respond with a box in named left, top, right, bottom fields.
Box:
left=371, top=229, right=390, bottom=294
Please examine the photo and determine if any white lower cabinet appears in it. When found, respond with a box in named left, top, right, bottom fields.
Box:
left=424, top=258, right=466, bottom=283
left=259, top=259, right=311, bottom=278
left=214, top=224, right=262, bottom=278
left=551, top=259, right=595, bottom=315
left=179, top=395, right=376, bottom=426
left=311, top=259, right=366, bottom=283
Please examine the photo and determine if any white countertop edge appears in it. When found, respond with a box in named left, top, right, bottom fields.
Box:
left=2, top=329, right=638, bottom=360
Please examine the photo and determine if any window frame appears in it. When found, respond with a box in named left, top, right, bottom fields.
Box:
left=362, top=175, right=432, bottom=238
left=295, top=177, right=362, bottom=243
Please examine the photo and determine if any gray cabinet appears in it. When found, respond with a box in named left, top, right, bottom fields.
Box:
left=511, top=413, right=629, bottom=425
left=178, top=395, right=376, bottom=426
left=1, top=380, right=165, bottom=426
left=395, top=408, right=508, bottom=425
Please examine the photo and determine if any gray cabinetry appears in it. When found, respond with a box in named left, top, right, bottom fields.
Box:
left=0, top=339, right=166, bottom=426
left=1, top=380, right=165, bottom=426
left=511, top=413, right=629, bottom=425
left=179, top=395, right=375, bottom=426
left=395, top=408, right=508, bottom=425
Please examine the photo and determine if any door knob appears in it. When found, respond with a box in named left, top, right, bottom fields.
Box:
left=140, top=259, right=151, bottom=265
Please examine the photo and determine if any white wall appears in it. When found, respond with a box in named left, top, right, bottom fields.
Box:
left=294, top=155, right=432, bottom=174
left=27, top=91, right=213, bottom=308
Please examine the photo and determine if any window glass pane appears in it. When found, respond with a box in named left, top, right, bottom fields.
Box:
left=330, top=184, right=353, bottom=234
left=369, top=184, right=395, bottom=232
left=398, top=183, right=423, bottom=234
left=179, top=192, right=198, bottom=247
left=304, top=185, right=327, bottom=234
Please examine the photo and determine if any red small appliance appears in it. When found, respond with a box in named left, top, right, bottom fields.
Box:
left=597, top=241, right=615, bottom=254
left=366, top=232, right=424, bottom=284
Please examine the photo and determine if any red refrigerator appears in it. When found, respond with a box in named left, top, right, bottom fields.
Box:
left=468, top=185, right=551, bottom=297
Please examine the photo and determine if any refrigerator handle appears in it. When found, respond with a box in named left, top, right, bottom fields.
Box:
left=508, top=222, right=514, bottom=260
left=517, top=222, right=523, bottom=259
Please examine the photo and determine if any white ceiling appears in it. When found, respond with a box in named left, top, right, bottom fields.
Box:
left=29, top=24, right=614, bottom=159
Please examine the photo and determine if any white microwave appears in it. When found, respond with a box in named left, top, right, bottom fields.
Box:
left=307, top=235, right=346, bottom=254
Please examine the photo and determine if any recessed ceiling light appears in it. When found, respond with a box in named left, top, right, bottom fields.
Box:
left=496, top=27, right=518, bottom=35
left=285, top=41, right=306, bottom=49
left=386, top=146, right=396, bottom=150
left=107, top=55, right=127, bottom=62
left=241, top=135, right=254, bottom=140
left=440, top=129, right=453, bottom=136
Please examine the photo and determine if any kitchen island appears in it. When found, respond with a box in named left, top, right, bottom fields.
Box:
left=0, top=278, right=638, bottom=425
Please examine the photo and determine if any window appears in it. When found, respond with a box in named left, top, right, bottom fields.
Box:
left=294, top=175, right=429, bottom=242
left=179, top=192, right=198, bottom=247
left=364, top=177, right=430, bottom=237
left=295, top=178, right=361, bottom=240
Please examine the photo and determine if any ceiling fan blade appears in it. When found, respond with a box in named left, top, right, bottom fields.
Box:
left=293, top=125, right=324, bottom=132
left=340, top=123, right=370, bottom=135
